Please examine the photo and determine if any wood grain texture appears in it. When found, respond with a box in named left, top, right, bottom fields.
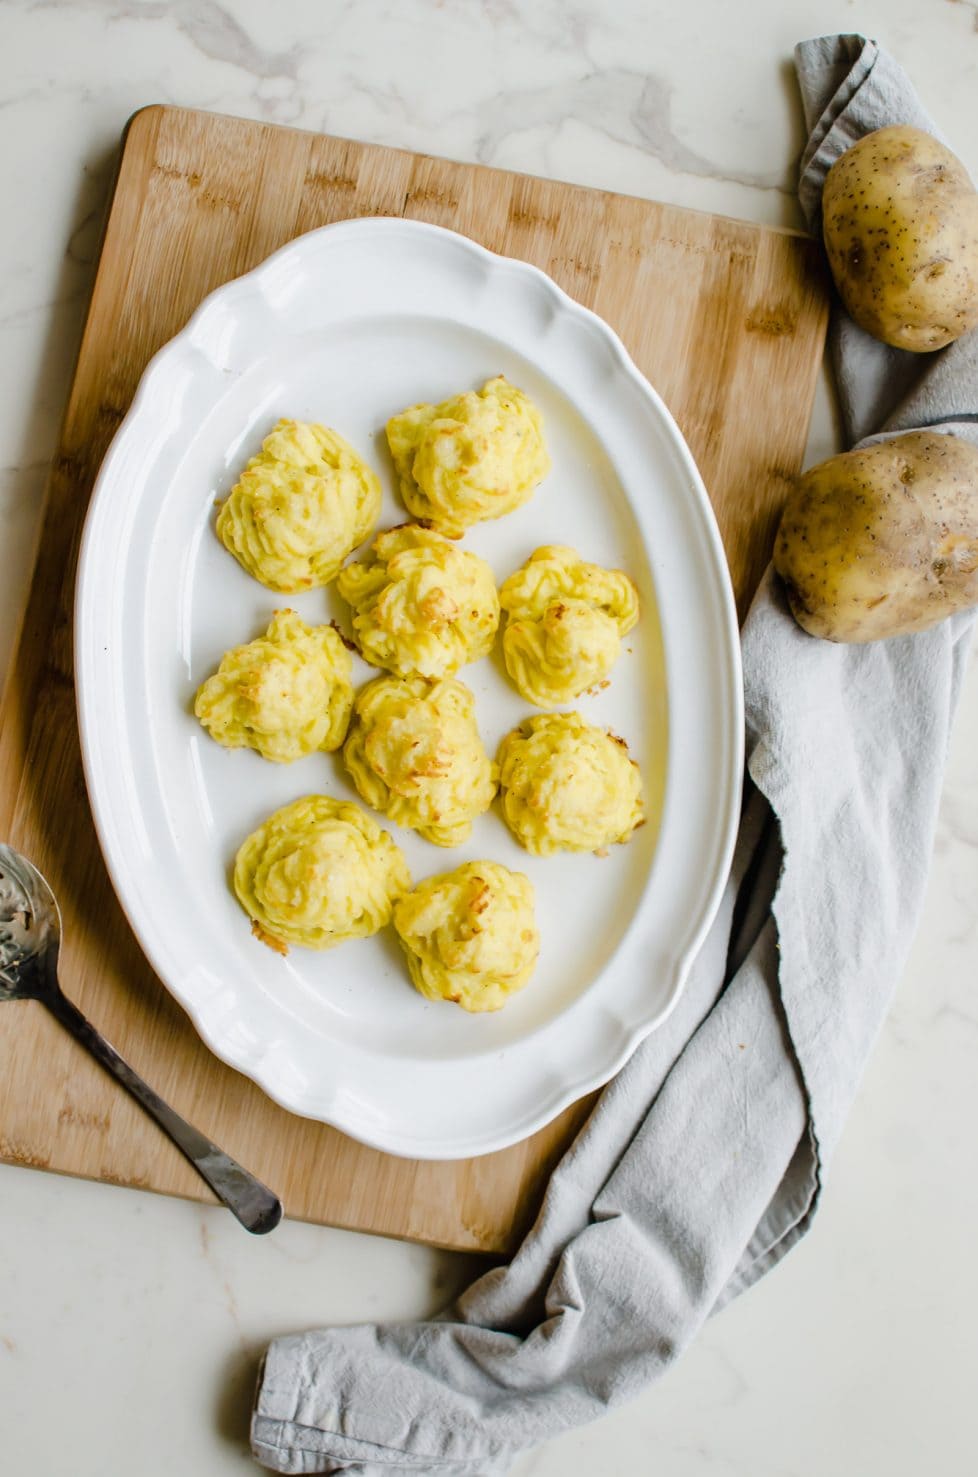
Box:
left=0, top=106, right=828, bottom=1253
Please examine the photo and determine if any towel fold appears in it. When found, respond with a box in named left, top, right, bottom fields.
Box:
left=252, top=35, right=978, bottom=1475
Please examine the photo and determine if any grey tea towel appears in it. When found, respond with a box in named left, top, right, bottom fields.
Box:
left=252, top=36, right=978, bottom=1476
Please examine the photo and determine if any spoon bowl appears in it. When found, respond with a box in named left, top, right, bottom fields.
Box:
left=0, top=844, right=62, bottom=997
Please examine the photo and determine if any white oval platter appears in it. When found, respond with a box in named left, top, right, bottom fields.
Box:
left=75, top=217, right=742, bottom=1159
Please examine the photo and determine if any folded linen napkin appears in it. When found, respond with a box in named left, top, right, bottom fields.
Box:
left=252, top=36, right=978, bottom=1475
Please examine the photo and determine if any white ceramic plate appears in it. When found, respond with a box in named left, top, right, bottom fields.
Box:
left=75, top=218, right=742, bottom=1160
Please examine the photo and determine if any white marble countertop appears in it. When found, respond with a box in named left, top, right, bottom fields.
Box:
left=2, top=3, right=977, bottom=1473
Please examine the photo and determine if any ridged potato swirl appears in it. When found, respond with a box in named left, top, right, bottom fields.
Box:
left=217, top=419, right=380, bottom=591
left=194, top=610, right=353, bottom=762
left=233, top=795, right=410, bottom=954
left=343, top=674, right=497, bottom=847
left=394, top=860, right=538, bottom=1012
left=497, top=712, right=644, bottom=856
left=500, top=545, right=639, bottom=706
left=336, top=524, right=499, bottom=678
left=386, top=376, right=549, bottom=537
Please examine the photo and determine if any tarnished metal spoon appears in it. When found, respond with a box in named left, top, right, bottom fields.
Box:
left=0, top=844, right=282, bottom=1235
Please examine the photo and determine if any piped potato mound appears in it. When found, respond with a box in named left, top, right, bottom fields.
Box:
left=386, top=376, right=550, bottom=538
left=393, top=861, right=539, bottom=1013
left=194, top=610, right=354, bottom=763
left=343, top=674, right=497, bottom=847
left=335, top=524, right=500, bottom=678
left=499, top=545, right=639, bottom=706
left=497, top=712, right=644, bottom=856
left=217, top=419, right=381, bottom=591
left=233, top=795, right=410, bottom=955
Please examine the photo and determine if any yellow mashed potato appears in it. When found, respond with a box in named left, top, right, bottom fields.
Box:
left=233, top=795, right=410, bottom=955
left=343, top=674, right=497, bottom=847
left=216, top=419, right=381, bottom=592
left=497, top=712, right=644, bottom=856
left=500, top=545, right=639, bottom=707
left=393, top=861, right=539, bottom=1012
left=386, top=376, right=550, bottom=537
left=194, top=610, right=354, bottom=763
left=335, top=524, right=499, bottom=678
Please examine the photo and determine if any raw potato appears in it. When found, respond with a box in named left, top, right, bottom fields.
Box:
left=773, top=431, right=978, bottom=643
left=822, top=125, right=978, bottom=352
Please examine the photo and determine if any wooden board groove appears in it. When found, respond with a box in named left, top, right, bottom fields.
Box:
left=0, top=105, right=828, bottom=1253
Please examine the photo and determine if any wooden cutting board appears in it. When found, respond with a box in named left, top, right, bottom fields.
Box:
left=0, top=106, right=827, bottom=1253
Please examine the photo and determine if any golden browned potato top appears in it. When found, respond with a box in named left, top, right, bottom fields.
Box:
left=386, top=376, right=550, bottom=537
left=233, top=795, right=411, bottom=954
left=335, top=523, right=500, bottom=678
left=342, top=673, right=498, bottom=847
left=393, top=861, right=538, bottom=1013
left=499, top=545, right=639, bottom=707
left=194, top=610, right=354, bottom=762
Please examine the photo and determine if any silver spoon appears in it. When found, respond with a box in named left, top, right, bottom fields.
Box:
left=0, top=843, right=282, bottom=1235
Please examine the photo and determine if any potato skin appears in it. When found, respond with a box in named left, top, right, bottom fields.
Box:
left=773, top=432, right=978, bottom=643
left=822, top=125, right=978, bottom=351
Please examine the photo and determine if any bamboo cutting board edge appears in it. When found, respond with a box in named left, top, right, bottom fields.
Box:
left=124, top=103, right=819, bottom=245
left=0, top=104, right=828, bottom=1252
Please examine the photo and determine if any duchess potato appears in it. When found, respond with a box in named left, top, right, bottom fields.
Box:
left=194, top=610, right=353, bottom=762
left=499, top=545, right=639, bottom=707
left=773, top=431, right=978, bottom=643
left=335, top=524, right=499, bottom=678
left=496, top=712, right=644, bottom=855
left=233, top=795, right=410, bottom=955
left=216, top=419, right=380, bottom=591
left=393, top=861, right=538, bottom=1013
left=386, top=376, right=550, bottom=537
left=343, top=674, right=497, bottom=846
left=822, top=125, right=978, bottom=352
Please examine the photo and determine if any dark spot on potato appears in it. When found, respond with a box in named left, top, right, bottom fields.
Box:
left=846, top=241, right=865, bottom=277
